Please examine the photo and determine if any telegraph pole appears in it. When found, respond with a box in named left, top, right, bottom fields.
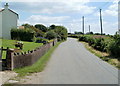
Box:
left=82, top=16, right=84, bottom=35
left=100, top=9, right=103, bottom=35
left=89, top=25, right=90, bottom=33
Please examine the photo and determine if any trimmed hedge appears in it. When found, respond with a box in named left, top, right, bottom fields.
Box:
left=11, top=28, right=35, bottom=42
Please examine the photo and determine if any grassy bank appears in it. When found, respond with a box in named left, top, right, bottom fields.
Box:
left=14, top=42, right=61, bottom=77
left=81, top=42, right=120, bottom=69
left=1, top=39, right=43, bottom=59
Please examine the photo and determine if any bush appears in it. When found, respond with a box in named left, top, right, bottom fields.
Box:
left=78, top=35, right=120, bottom=57
left=11, top=28, right=35, bottom=42
left=79, top=36, right=107, bottom=52
left=107, top=35, right=120, bottom=57
left=87, top=37, right=95, bottom=46
left=35, top=37, right=49, bottom=44
left=57, top=35, right=61, bottom=41
left=79, top=36, right=87, bottom=42
left=45, top=31, right=57, bottom=40
left=92, top=38, right=107, bottom=52
left=54, top=26, right=68, bottom=40
left=68, top=35, right=79, bottom=38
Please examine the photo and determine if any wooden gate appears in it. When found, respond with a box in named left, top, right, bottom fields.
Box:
left=0, top=47, right=9, bottom=70
left=0, top=47, right=9, bottom=60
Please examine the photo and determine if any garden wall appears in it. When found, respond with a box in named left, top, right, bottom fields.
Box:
left=7, top=39, right=57, bottom=70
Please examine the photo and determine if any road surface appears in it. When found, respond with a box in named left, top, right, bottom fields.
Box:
left=23, top=38, right=118, bottom=84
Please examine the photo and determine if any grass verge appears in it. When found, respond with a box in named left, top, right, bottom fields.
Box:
left=14, top=42, right=61, bottom=77
left=81, top=41, right=120, bottom=69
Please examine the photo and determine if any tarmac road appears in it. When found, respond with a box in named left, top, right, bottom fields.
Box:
left=23, top=38, right=118, bottom=84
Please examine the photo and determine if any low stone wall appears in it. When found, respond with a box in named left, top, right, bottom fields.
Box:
left=7, top=39, right=57, bottom=70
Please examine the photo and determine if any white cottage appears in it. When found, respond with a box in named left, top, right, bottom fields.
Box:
left=0, top=3, right=18, bottom=39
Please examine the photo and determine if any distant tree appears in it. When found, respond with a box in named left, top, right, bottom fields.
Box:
left=86, top=32, right=93, bottom=35
left=94, top=33, right=101, bottom=35
left=74, top=31, right=83, bottom=34
left=49, top=25, right=56, bottom=30
left=35, top=24, right=48, bottom=32
left=22, top=23, right=32, bottom=28
left=22, top=23, right=45, bottom=37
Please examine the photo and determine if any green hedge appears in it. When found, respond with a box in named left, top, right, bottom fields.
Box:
left=79, top=35, right=120, bottom=57
left=11, top=28, right=35, bottom=42
left=107, top=35, right=120, bottom=57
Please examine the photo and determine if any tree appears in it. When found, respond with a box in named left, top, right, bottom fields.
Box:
left=22, top=23, right=32, bottom=28
left=86, top=32, right=93, bottom=35
left=45, top=30, right=57, bottom=40
left=54, top=26, right=68, bottom=40
left=74, top=31, right=83, bottom=34
left=49, top=25, right=56, bottom=30
left=22, top=23, right=45, bottom=37
left=35, top=24, right=48, bottom=32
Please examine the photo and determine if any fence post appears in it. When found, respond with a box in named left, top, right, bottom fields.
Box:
left=0, top=47, right=3, bottom=60
left=6, top=48, right=14, bottom=70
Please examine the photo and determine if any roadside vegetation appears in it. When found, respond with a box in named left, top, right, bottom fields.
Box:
left=68, top=32, right=120, bottom=69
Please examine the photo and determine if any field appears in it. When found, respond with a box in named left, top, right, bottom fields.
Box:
left=1, top=39, right=43, bottom=59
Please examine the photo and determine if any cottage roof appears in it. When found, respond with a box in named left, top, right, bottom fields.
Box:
left=0, top=8, right=19, bottom=18
left=0, top=9, right=4, bottom=12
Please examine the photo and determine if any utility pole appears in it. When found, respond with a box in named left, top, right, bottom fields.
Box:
left=82, top=16, right=84, bottom=35
left=100, top=9, right=103, bottom=35
left=89, top=25, right=90, bottom=33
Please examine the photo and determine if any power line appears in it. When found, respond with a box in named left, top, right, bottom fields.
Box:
left=85, top=2, right=111, bottom=18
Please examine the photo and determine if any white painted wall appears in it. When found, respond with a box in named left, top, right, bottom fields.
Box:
left=0, top=4, right=18, bottom=39
left=0, top=12, right=2, bottom=38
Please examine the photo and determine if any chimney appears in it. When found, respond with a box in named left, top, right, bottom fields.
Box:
left=4, top=3, right=9, bottom=10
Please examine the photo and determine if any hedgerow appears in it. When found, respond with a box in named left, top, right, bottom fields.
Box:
left=79, top=35, right=120, bottom=57
left=11, top=28, right=35, bottom=42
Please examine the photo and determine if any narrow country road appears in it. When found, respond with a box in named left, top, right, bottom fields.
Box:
left=23, top=38, right=118, bottom=84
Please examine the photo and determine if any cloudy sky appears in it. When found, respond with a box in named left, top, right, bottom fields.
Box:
left=0, top=0, right=119, bottom=35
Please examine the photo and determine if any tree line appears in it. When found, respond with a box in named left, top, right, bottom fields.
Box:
left=11, top=24, right=68, bottom=42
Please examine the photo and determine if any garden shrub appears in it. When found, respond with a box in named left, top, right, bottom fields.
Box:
left=45, top=30, right=57, bottom=40
left=11, top=28, right=35, bottom=42
left=54, top=26, right=68, bottom=40
left=35, top=37, right=49, bottom=44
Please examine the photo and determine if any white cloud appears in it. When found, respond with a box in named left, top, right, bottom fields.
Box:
left=103, top=1, right=118, bottom=17
left=19, top=15, right=70, bottom=25
left=103, top=10, right=118, bottom=16
left=4, top=2, right=96, bottom=15
left=93, top=1, right=118, bottom=17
